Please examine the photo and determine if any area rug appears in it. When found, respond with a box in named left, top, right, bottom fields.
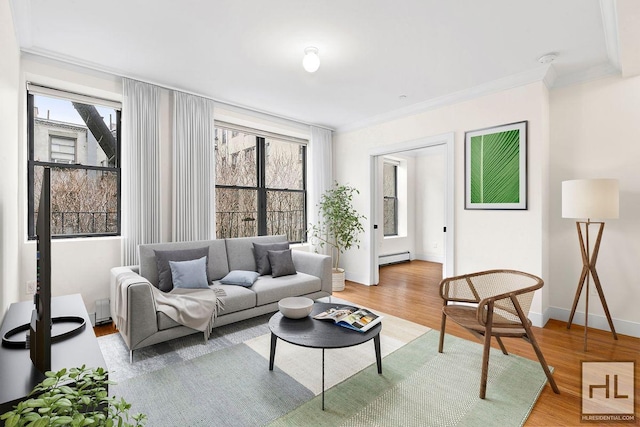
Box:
left=98, top=305, right=550, bottom=426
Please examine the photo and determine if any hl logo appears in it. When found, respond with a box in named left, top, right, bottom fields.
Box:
left=589, top=374, right=628, bottom=399
left=582, top=361, right=635, bottom=423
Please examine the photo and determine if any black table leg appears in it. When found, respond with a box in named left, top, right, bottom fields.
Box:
left=374, top=333, right=382, bottom=374
left=269, top=333, right=277, bottom=371
left=322, top=348, right=325, bottom=410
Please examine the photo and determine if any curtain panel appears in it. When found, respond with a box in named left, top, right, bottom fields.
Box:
left=308, top=126, right=333, bottom=254
left=121, top=78, right=162, bottom=265
left=173, top=91, right=216, bottom=242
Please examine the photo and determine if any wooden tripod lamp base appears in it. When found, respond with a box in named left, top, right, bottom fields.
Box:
left=566, top=221, right=618, bottom=351
left=562, top=178, right=619, bottom=352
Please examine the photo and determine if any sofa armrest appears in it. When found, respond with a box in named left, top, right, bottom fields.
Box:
left=291, top=250, right=332, bottom=295
left=109, top=266, right=159, bottom=351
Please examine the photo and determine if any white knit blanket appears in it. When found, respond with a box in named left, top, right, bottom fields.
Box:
left=114, top=271, right=225, bottom=340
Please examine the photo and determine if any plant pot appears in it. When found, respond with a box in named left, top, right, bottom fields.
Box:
left=332, top=268, right=345, bottom=292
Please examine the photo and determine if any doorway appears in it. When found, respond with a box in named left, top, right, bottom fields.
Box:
left=368, top=132, right=454, bottom=284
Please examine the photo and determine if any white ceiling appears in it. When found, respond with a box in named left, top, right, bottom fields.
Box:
left=8, top=0, right=637, bottom=131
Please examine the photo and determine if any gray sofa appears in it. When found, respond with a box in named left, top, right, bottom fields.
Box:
left=109, top=235, right=332, bottom=360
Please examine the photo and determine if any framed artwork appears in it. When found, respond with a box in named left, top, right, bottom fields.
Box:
left=465, top=121, right=527, bottom=210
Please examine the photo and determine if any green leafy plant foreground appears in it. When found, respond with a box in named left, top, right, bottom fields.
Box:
left=1, top=365, right=146, bottom=427
left=309, top=182, right=366, bottom=270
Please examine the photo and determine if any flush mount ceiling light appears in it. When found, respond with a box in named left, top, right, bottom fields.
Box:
left=303, top=46, right=320, bottom=73
left=537, top=53, right=558, bottom=64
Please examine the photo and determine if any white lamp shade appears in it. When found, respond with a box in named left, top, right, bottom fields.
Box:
left=303, top=47, right=320, bottom=73
left=562, top=179, right=619, bottom=219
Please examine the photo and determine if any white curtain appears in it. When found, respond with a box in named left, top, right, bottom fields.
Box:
left=121, top=78, right=162, bottom=265
left=308, top=126, right=333, bottom=253
left=173, top=91, right=215, bottom=242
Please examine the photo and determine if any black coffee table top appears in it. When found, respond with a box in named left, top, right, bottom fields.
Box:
left=269, top=302, right=382, bottom=349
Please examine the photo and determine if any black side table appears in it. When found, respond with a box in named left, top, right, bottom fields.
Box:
left=268, top=302, right=382, bottom=410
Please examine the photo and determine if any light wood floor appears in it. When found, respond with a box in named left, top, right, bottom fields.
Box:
left=340, top=260, right=639, bottom=427
left=95, top=260, right=639, bottom=425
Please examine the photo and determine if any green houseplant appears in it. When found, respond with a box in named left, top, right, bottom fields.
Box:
left=1, top=365, right=146, bottom=427
left=309, top=182, right=366, bottom=291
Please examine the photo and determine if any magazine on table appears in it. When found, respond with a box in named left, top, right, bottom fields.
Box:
left=313, top=305, right=382, bottom=332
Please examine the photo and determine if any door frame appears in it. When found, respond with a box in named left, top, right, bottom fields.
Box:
left=368, top=132, right=454, bottom=284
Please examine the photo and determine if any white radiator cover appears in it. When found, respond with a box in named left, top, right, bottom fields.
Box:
left=379, top=251, right=411, bottom=266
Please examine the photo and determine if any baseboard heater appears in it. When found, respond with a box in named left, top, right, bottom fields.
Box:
left=379, top=251, right=411, bottom=266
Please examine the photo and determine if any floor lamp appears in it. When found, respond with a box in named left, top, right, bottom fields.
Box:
left=562, top=179, right=619, bottom=351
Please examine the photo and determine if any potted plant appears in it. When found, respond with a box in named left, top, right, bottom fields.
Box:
left=1, top=365, right=146, bottom=427
left=309, top=182, right=366, bottom=291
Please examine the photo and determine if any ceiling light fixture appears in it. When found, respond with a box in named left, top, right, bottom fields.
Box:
left=537, top=53, right=558, bottom=64
left=303, top=47, right=320, bottom=73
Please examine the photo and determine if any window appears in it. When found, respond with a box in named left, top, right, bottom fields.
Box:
left=49, top=136, right=76, bottom=163
left=27, top=86, right=121, bottom=238
left=383, top=162, right=398, bottom=236
left=215, top=126, right=306, bottom=243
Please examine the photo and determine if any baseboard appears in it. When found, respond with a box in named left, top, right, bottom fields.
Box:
left=414, top=253, right=444, bottom=263
left=378, top=251, right=411, bottom=266
left=547, top=306, right=640, bottom=338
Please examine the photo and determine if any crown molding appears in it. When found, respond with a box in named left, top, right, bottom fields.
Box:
left=337, top=65, right=550, bottom=133
left=552, top=62, right=620, bottom=88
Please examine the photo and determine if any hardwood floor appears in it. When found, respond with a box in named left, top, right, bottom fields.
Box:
left=95, top=260, right=638, bottom=425
left=340, top=260, right=639, bottom=426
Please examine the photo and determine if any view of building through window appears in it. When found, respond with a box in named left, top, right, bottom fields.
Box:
left=215, top=127, right=306, bottom=242
left=28, top=91, right=120, bottom=238
left=383, top=161, right=398, bottom=236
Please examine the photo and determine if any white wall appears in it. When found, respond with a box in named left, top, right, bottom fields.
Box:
left=334, top=82, right=550, bottom=324
left=0, top=0, right=21, bottom=321
left=549, top=75, right=640, bottom=337
left=415, top=146, right=446, bottom=262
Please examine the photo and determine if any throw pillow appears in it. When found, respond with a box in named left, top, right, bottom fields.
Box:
left=219, top=270, right=260, bottom=287
left=168, top=256, right=209, bottom=289
left=253, top=242, right=289, bottom=275
left=154, top=247, right=210, bottom=291
left=267, top=249, right=297, bottom=278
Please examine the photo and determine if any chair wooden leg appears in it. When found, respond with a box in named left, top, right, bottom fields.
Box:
left=495, top=336, right=508, bottom=355
left=479, top=302, right=494, bottom=399
left=524, top=324, right=560, bottom=394
left=438, top=310, right=447, bottom=353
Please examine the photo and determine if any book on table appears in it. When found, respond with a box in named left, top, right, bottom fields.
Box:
left=313, top=306, right=382, bottom=332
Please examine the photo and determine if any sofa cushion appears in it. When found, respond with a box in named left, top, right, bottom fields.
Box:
left=252, top=272, right=321, bottom=306
left=155, top=247, right=209, bottom=292
left=219, top=270, right=259, bottom=287
left=225, top=235, right=288, bottom=272
left=254, top=242, right=289, bottom=275
left=169, top=256, right=209, bottom=289
left=211, top=284, right=257, bottom=314
left=139, top=239, right=230, bottom=287
left=268, top=249, right=297, bottom=278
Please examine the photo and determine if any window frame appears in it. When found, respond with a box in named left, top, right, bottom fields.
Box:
left=214, top=125, right=307, bottom=243
left=27, top=90, right=122, bottom=239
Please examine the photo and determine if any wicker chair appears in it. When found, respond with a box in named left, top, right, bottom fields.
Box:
left=438, top=269, right=560, bottom=399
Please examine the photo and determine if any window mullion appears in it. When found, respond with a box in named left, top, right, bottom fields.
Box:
left=257, top=137, right=267, bottom=235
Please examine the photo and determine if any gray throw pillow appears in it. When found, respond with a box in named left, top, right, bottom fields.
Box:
left=169, top=256, right=209, bottom=289
left=154, top=247, right=210, bottom=291
left=253, top=242, right=289, bottom=275
left=267, top=249, right=297, bottom=278
left=219, top=270, right=260, bottom=287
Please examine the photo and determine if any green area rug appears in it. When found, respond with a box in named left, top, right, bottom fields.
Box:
left=268, top=331, right=550, bottom=427
left=99, top=312, right=550, bottom=426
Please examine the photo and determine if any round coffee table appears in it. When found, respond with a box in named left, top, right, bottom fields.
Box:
left=268, top=302, right=382, bottom=410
